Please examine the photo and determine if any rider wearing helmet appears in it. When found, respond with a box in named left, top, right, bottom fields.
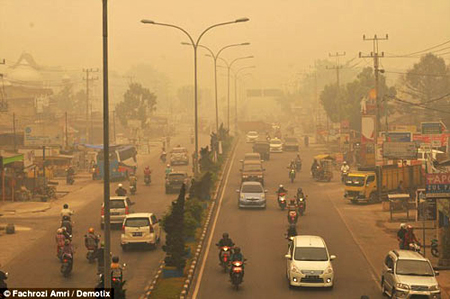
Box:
left=341, top=161, right=350, bottom=173
left=397, top=223, right=407, bottom=249
left=296, top=187, right=306, bottom=205
left=277, top=184, right=287, bottom=194
left=111, top=256, right=123, bottom=281
left=55, top=228, right=66, bottom=256
left=230, top=247, right=245, bottom=279
left=216, top=233, right=235, bottom=261
left=404, top=225, right=420, bottom=250
left=165, top=164, right=173, bottom=177
left=85, top=227, right=100, bottom=250
left=115, top=183, right=127, bottom=196
left=289, top=160, right=296, bottom=170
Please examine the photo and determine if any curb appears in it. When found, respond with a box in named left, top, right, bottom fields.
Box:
left=141, top=139, right=238, bottom=299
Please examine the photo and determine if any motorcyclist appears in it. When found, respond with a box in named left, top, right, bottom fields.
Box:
left=95, top=242, right=105, bottom=274
left=287, top=198, right=298, bottom=223
left=111, top=256, right=123, bottom=281
left=216, top=233, right=235, bottom=261
left=60, top=204, right=74, bottom=220
left=85, top=227, right=100, bottom=251
left=61, top=215, right=72, bottom=235
left=160, top=150, right=167, bottom=162
left=295, top=154, right=302, bottom=169
left=61, top=226, right=71, bottom=241
left=62, top=239, right=74, bottom=268
left=229, top=247, right=245, bottom=279
left=165, top=164, right=173, bottom=178
left=288, top=160, right=296, bottom=170
left=0, top=270, right=8, bottom=293
left=277, top=184, right=287, bottom=195
left=397, top=223, right=407, bottom=249
left=341, top=161, right=350, bottom=173
left=296, top=188, right=306, bottom=207
left=115, top=184, right=127, bottom=196
left=404, top=225, right=420, bottom=250
left=144, top=166, right=151, bottom=180
left=286, top=224, right=297, bottom=239
left=311, top=159, right=319, bottom=177
left=55, top=228, right=66, bottom=256
left=66, top=166, right=75, bottom=184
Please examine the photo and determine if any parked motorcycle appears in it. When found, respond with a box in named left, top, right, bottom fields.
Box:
left=219, top=246, right=232, bottom=272
left=60, top=253, right=73, bottom=277
left=289, top=168, right=296, bottom=183
left=431, top=239, right=439, bottom=257
left=277, top=192, right=287, bottom=210
left=230, top=260, right=246, bottom=290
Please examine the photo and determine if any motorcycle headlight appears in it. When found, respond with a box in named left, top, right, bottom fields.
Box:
left=396, top=283, right=410, bottom=290
left=429, top=285, right=440, bottom=291
left=291, top=265, right=301, bottom=274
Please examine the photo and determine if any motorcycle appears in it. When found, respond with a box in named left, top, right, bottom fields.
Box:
left=129, top=185, right=136, bottom=195
left=287, top=209, right=298, bottom=225
left=341, top=169, right=349, bottom=183
left=295, top=160, right=302, bottom=172
left=408, top=243, right=421, bottom=254
left=66, top=175, right=75, bottom=185
left=289, top=168, right=296, bottom=183
left=277, top=192, right=287, bottom=210
left=298, top=197, right=306, bottom=216
left=60, top=253, right=73, bottom=277
left=431, top=239, right=439, bottom=257
left=95, top=274, right=127, bottom=299
left=230, top=260, right=246, bottom=290
left=219, top=246, right=232, bottom=272
left=0, top=270, right=8, bottom=294
left=160, top=152, right=167, bottom=163
left=144, top=175, right=151, bottom=186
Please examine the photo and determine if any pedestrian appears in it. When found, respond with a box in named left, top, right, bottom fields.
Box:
left=397, top=223, right=407, bottom=249
left=397, top=181, right=404, bottom=193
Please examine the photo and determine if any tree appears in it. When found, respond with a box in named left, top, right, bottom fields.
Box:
left=115, top=83, right=157, bottom=129
left=162, top=184, right=186, bottom=269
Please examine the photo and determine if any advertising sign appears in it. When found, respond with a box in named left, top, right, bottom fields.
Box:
left=421, top=122, right=443, bottom=135
left=426, top=173, right=450, bottom=198
left=383, top=142, right=417, bottom=159
left=361, top=115, right=375, bottom=143
left=381, top=132, right=412, bottom=142
left=24, top=125, right=63, bottom=146
left=416, top=189, right=437, bottom=221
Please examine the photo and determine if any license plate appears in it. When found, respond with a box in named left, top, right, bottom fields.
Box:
left=111, top=212, right=119, bottom=215
left=233, top=267, right=243, bottom=272
left=132, top=232, right=142, bottom=236
left=306, top=275, right=319, bottom=279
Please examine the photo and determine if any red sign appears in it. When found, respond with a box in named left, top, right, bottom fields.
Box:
left=413, top=133, right=449, bottom=147
left=427, top=173, right=450, bottom=185
left=426, top=173, right=450, bottom=198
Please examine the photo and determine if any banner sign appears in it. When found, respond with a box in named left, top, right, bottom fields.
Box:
left=383, top=142, right=417, bottom=159
left=381, top=132, right=412, bottom=142
left=426, top=173, right=450, bottom=198
left=422, top=122, right=444, bottom=135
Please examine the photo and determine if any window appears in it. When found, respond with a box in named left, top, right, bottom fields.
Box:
left=241, top=184, right=263, bottom=193
left=294, top=247, right=328, bottom=261
left=110, top=200, right=125, bottom=209
left=396, top=260, right=434, bottom=276
left=151, top=215, right=158, bottom=224
left=366, top=175, right=375, bottom=184
left=243, top=164, right=262, bottom=172
left=125, top=218, right=150, bottom=227
left=385, top=256, right=394, bottom=269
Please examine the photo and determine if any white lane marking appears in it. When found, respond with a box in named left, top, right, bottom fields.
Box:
left=326, top=193, right=382, bottom=289
left=191, top=145, right=237, bottom=299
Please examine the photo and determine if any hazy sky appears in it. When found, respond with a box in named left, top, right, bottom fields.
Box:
left=1, top=0, right=450, bottom=90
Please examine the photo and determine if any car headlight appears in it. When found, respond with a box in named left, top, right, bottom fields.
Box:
left=291, top=265, right=301, bottom=274
left=396, top=283, right=410, bottom=290
left=240, top=195, right=245, bottom=200
left=242, top=175, right=248, bottom=178
left=429, top=285, right=440, bottom=291
left=261, top=194, right=265, bottom=200
left=324, top=265, right=333, bottom=274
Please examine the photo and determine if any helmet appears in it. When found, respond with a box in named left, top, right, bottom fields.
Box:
left=234, top=247, right=241, bottom=254
left=343, top=161, right=347, bottom=165
left=407, top=224, right=413, bottom=230
left=63, top=204, right=68, bottom=209
left=222, top=233, right=229, bottom=239
left=400, top=223, right=407, bottom=229
left=64, top=239, right=70, bottom=245
left=297, top=188, right=303, bottom=193
left=118, top=183, right=123, bottom=188
left=88, top=227, right=94, bottom=233
left=167, top=164, right=170, bottom=167
left=279, top=184, right=283, bottom=188
left=100, top=241, right=105, bottom=248
left=61, top=226, right=67, bottom=232
left=112, top=256, right=119, bottom=263
left=57, top=228, right=63, bottom=234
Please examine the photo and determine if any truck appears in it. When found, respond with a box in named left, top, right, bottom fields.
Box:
left=344, top=165, right=423, bottom=204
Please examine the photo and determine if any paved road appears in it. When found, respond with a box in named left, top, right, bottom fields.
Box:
left=193, top=139, right=383, bottom=299
left=5, top=131, right=207, bottom=298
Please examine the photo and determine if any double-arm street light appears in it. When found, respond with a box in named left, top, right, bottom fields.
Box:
left=141, top=18, right=249, bottom=175
left=234, top=66, right=255, bottom=135
left=218, top=55, right=254, bottom=131
left=181, top=42, right=250, bottom=133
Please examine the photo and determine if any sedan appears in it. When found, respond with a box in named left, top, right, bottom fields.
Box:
left=236, top=181, right=267, bottom=209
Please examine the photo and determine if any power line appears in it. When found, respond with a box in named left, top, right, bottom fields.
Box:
left=388, top=95, right=450, bottom=114
left=384, top=70, right=450, bottom=77
left=393, top=39, right=450, bottom=57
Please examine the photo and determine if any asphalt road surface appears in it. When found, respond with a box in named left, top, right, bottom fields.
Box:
left=193, top=139, right=383, bottom=299
left=6, top=131, right=206, bottom=299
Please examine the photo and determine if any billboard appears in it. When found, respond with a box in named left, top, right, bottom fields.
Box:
left=24, top=125, right=63, bottom=146
left=421, top=122, right=444, bottom=135
left=361, top=115, right=375, bottom=143
left=381, top=131, right=412, bottom=142
left=426, top=173, right=450, bottom=198
left=382, top=142, right=417, bottom=159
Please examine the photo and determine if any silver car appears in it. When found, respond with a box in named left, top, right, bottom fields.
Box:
left=101, top=196, right=134, bottom=229
left=236, top=181, right=267, bottom=209
left=381, top=250, right=441, bottom=298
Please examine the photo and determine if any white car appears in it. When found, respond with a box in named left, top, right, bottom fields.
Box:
left=285, top=235, right=336, bottom=288
left=246, top=131, right=259, bottom=143
left=269, top=138, right=283, bottom=153
left=121, top=213, right=162, bottom=250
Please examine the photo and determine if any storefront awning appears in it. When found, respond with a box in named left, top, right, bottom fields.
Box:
left=1, top=154, right=24, bottom=166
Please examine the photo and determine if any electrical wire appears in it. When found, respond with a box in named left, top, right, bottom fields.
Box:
left=388, top=95, right=450, bottom=114
left=389, top=39, right=450, bottom=58
left=384, top=70, right=450, bottom=77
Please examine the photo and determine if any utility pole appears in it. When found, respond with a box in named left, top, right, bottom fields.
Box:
left=12, top=113, right=17, bottom=152
left=327, top=52, right=346, bottom=149
left=0, top=59, right=6, bottom=112
left=65, top=112, right=69, bottom=148
left=112, top=110, right=117, bottom=144
left=83, top=68, right=99, bottom=144
left=359, top=34, right=388, bottom=167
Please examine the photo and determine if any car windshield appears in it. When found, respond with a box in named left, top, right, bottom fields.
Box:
left=271, top=140, right=282, bottom=145
left=169, top=174, right=186, bottom=179
left=248, top=132, right=258, bottom=136
left=242, top=184, right=263, bottom=193
left=294, top=247, right=328, bottom=261
left=172, top=148, right=186, bottom=153
left=110, top=200, right=125, bottom=209
left=285, top=138, right=297, bottom=143
left=345, top=176, right=365, bottom=186
left=243, top=164, right=262, bottom=171
left=125, top=218, right=150, bottom=227
left=245, top=155, right=260, bottom=160
left=396, top=260, right=434, bottom=276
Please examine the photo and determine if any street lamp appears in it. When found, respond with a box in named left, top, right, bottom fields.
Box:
left=218, top=55, right=254, bottom=131
left=181, top=42, right=250, bottom=133
left=233, top=66, right=255, bottom=135
left=141, top=17, right=249, bottom=175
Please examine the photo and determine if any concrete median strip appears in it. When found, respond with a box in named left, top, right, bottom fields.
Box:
left=141, top=140, right=238, bottom=299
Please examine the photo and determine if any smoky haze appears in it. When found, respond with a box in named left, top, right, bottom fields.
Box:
left=1, top=0, right=450, bottom=89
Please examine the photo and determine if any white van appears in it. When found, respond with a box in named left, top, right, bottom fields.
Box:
left=120, top=213, right=161, bottom=251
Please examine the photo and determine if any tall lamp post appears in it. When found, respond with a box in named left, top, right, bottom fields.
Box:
left=141, top=18, right=250, bottom=175
left=218, top=55, right=254, bottom=131
left=233, top=66, right=255, bottom=135
left=181, top=42, right=250, bottom=133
